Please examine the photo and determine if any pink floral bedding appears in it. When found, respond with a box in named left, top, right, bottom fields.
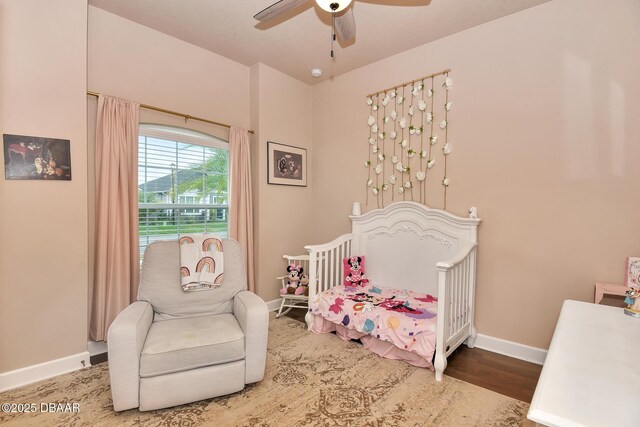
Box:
left=309, top=283, right=438, bottom=364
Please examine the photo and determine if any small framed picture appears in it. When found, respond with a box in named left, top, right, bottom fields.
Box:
left=625, top=257, right=640, bottom=287
left=267, top=141, right=307, bottom=187
left=3, top=134, right=71, bottom=180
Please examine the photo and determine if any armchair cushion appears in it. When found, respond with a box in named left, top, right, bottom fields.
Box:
left=137, top=239, right=247, bottom=320
left=140, top=313, right=245, bottom=378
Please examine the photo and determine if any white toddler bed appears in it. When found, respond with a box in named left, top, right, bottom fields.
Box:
left=304, top=201, right=480, bottom=381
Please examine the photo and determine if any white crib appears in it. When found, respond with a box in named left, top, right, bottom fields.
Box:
left=304, top=201, right=481, bottom=381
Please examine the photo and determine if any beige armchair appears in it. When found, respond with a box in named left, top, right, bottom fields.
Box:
left=107, top=239, right=268, bottom=411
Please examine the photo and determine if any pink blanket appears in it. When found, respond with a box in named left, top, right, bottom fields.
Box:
left=309, top=283, right=438, bottom=366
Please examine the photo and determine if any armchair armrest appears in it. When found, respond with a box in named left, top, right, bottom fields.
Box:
left=276, top=275, right=288, bottom=288
left=107, top=301, right=154, bottom=411
left=233, top=291, right=268, bottom=384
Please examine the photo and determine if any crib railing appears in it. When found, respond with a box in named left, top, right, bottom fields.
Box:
left=434, top=242, right=478, bottom=381
left=304, top=233, right=354, bottom=326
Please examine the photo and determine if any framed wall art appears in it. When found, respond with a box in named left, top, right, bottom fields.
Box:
left=267, top=141, right=307, bottom=187
left=3, top=134, right=71, bottom=180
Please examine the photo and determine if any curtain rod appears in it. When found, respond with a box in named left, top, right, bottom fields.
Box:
left=87, top=91, right=254, bottom=135
left=366, top=69, right=451, bottom=98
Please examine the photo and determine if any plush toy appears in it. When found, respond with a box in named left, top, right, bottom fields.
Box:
left=299, top=273, right=309, bottom=296
left=344, top=256, right=368, bottom=287
left=280, top=264, right=304, bottom=295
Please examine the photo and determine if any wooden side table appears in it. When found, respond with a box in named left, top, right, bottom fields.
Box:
left=594, top=282, right=628, bottom=304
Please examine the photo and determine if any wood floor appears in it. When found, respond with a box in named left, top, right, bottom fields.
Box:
left=284, top=308, right=542, bottom=403
left=445, top=346, right=541, bottom=403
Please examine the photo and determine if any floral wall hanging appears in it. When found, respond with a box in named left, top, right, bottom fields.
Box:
left=364, top=69, right=453, bottom=209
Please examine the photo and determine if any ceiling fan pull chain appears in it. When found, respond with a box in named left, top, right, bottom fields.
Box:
left=331, top=14, right=335, bottom=58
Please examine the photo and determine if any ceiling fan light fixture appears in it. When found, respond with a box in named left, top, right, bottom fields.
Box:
left=315, top=0, right=352, bottom=13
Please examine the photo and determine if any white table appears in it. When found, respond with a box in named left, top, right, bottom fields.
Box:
left=528, top=300, right=640, bottom=427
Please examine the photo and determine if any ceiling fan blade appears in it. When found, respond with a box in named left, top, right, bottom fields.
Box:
left=254, top=0, right=310, bottom=22
left=334, top=7, right=356, bottom=41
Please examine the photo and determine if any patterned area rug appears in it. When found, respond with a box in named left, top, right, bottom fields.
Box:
left=1, top=314, right=533, bottom=426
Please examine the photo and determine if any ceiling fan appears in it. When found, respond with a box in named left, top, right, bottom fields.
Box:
left=254, top=0, right=356, bottom=57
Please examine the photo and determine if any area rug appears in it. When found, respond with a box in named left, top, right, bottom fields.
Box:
left=0, top=314, right=532, bottom=426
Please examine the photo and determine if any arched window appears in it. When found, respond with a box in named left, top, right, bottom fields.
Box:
left=138, top=124, right=229, bottom=257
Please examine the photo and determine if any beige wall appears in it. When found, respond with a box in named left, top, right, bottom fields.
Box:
left=311, top=0, right=640, bottom=349
left=88, top=6, right=250, bottom=137
left=250, top=63, right=314, bottom=301
left=88, top=8, right=313, bottom=304
left=87, top=7, right=252, bottom=314
left=0, top=0, right=88, bottom=372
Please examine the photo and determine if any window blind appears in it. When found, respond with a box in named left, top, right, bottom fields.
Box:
left=138, top=129, right=229, bottom=258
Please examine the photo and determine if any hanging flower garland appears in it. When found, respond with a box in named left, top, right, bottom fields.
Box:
left=364, top=69, right=453, bottom=209
left=365, top=96, right=374, bottom=206
left=390, top=88, right=397, bottom=202
left=424, top=76, right=435, bottom=203
left=373, top=94, right=381, bottom=205
left=417, top=79, right=426, bottom=203
left=399, top=85, right=407, bottom=199
left=442, top=73, right=452, bottom=209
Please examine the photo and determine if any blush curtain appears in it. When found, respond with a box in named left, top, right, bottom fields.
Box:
left=229, top=127, right=255, bottom=292
left=90, top=95, right=140, bottom=341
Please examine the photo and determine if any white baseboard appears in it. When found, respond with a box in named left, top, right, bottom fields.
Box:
left=88, top=341, right=108, bottom=356
left=267, top=298, right=282, bottom=312
left=474, top=333, right=547, bottom=365
left=0, top=352, right=91, bottom=393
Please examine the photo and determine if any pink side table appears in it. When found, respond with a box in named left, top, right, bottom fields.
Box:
left=594, top=282, right=628, bottom=304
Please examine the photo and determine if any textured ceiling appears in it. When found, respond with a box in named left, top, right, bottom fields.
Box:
left=88, top=0, right=551, bottom=85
